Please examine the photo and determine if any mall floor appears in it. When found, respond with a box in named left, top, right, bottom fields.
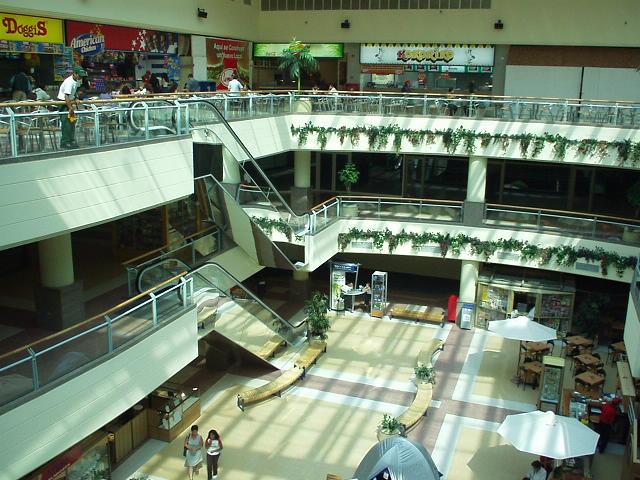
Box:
left=113, top=302, right=624, bottom=480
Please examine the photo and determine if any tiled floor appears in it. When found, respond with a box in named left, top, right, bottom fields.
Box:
left=114, top=310, right=626, bottom=480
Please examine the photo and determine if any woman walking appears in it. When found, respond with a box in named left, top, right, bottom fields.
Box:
left=184, top=425, right=204, bottom=480
left=205, top=429, right=223, bottom=479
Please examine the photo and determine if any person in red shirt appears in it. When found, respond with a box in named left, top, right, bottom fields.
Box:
left=597, top=398, right=620, bottom=453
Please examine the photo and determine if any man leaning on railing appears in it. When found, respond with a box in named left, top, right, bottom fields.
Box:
left=57, top=65, right=87, bottom=149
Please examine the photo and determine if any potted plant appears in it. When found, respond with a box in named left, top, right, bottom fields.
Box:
left=377, top=413, right=404, bottom=441
left=304, top=291, right=330, bottom=343
left=338, top=160, right=360, bottom=193
left=414, top=365, right=436, bottom=384
left=279, top=39, right=319, bottom=91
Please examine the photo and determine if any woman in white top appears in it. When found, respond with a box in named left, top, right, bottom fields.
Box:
left=184, top=425, right=204, bottom=480
left=205, top=429, right=223, bottom=479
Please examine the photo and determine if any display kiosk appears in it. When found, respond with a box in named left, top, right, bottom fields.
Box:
left=538, top=356, right=566, bottom=413
left=329, top=261, right=360, bottom=311
left=370, top=271, right=388, bottom=318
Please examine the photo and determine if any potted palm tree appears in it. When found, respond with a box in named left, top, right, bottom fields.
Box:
left=279, top=39, right=319, bottom=113
left=304, top=291, right=330, bottom=343
left=338, top=160, right=360, bottom=217
left=377, top=414, right=404, bottom=441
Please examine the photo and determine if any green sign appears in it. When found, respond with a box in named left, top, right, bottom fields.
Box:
left=253, top=43, right=344, bottom=58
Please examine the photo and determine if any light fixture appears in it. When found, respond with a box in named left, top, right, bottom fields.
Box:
left=198, top=8, right=208, bottom=18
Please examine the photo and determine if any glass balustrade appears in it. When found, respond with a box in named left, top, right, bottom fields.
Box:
left=0, top=275, right=193, bottom=409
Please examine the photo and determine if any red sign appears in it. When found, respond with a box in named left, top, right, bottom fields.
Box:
left=205, top=37, right=250, bottom=91
left=66, top=20, right=178, bottom=54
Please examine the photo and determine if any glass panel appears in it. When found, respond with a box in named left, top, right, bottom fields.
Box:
left=481, top=0, right=490, bottom=6
left=370, top=0, right=380, bottom=7
left=449, top=0, right=459, bottom=7
left=110, top=302, right=154, bottom=349
left=0, top=356, right=34, bottom=407
left=399, top=0, right=409, bottom=8
left=261, top=0, right=269, bottom=9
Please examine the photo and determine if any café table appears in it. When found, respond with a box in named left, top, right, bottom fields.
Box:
left=519, top=361, right=543, bottom=388
left=565, top=335, right=592, bottom=347
left=342, top=288, right=364, bottom=313
left=574, top=353, right=600, bottom=369
left=524, top=341, right=553, bottom=361
left=575, top=371, right=605, bottom=399
left=609, top=341, right=626, bottom=365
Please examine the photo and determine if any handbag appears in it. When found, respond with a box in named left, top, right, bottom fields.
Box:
left=183, top=435, right=189, bottom=457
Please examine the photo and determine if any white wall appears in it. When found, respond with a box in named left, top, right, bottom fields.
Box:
left=0, top=307, right=198, bottom=480
left=504, top=66, right=582, bottom=98
left=582, top=68, right=640, bottom=102
left=0, top=138, right=194, bottom=251
left=206, top=114, right=640, bottom=169
left=625, top=295, right=640, bottom=377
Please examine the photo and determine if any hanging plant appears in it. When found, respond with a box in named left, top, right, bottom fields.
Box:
left=530, top=136, right=546, bottom=158
left=518, top=133, right=534, bottom=158
left=550, top=134, right=570, bottom=160
left=251, top=216, right=295, bottom=241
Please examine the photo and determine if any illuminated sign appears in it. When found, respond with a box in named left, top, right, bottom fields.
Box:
left=361, top=43, right=494, bottom=66
left=0, top=12, right=63, bottom=43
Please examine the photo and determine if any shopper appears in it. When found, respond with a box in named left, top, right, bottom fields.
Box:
left=10, top=69, right=31, bottom=101
left=523, top=460, right=547, bottom=480
left=597, top=398, right=620, bottom=453
left=228, top=73, right=243, bottom=97
left=57, top=65, right=87, bottom=149
left=186, top=73, right=200, bottom=92
left=184, top=424, right=204, bottom=480
left=205, top=429, right=223, bottom=479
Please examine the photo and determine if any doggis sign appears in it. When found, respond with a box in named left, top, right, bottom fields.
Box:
left=0, top=12, right=63, bottom=43
left=361, top=43, right=494, bottom=66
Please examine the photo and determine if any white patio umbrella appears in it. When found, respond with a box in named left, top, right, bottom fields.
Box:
left=488, top=316, right=557, bottom=342
left=498, top=410, right=599, bottom=459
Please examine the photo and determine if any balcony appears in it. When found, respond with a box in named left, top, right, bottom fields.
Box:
left=0, top=275, right=197, bottom=479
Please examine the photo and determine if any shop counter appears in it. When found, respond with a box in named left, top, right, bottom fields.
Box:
left=148, top=384, right=201, bottom=442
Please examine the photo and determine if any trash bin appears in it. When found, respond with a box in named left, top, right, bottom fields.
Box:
left=447, top=294, right=458, bottom=323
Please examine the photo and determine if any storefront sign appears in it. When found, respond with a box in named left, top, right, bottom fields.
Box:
left=205, top=37, right=250, bottom=90
left=361, top=65, right=404, bottom=75
left=360, top=44, right=494, bottom=66
left=332, top=262, right=359, bottom=273
left=0, top=12, right=63, bottom=43
left=253, top=43, right=344, bottom=58
left=66, top=21, right=178, bottom=54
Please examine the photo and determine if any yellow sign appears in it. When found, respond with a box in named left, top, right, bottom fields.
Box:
left=0, top=12, right=63, bottom=43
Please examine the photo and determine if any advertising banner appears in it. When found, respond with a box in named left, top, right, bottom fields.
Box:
left=254, top=43, right=343, bottom=58
left=66, top=20, right=179, bottom=55
left=360, top=43, right=494, bottom=66
left=0, top=12, right=63, bottom=43
left=205, top=37, right=250, bottom=90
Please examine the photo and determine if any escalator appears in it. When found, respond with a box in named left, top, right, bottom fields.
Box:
left=137, top=259, right=307, bottom=367
left=178, top=99, right=309, bottom=270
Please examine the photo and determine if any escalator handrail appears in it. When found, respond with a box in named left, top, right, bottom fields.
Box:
left=177, top=99, right=308, bottom=227
left=189, top=262, right=307, bottom=330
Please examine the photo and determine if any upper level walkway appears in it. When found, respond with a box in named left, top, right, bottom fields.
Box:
left=1, top=90, right=638, bottom=161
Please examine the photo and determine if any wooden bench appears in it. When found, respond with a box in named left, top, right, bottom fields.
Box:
left=389, top=303, right=445, bottom=325
left=398, top=382, right=433, bottom=432
left=417, top=338, right=444, bottom=368
left=257, top=335, right=287, bottom=359
left=237, top=367, right=304, bottom=411
left=295, top=341, right=327, bottom=377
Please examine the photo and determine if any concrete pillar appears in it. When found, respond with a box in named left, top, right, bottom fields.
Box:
left=291, top=150, right=312, bottom=214
left=466, top=155, right=487, bottom=202
left=222, top=147, right=241, bottom=184
left=35, top=233, right=84, bottom=330
left=463, top=156, right=488, bottom=227
left=459, top=260, right=480, bottom=304
left=291, top=269, right=310, bottom=301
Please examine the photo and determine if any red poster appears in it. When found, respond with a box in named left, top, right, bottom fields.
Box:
left=66, top=20, right=178, bottom=55
left=205, top=37, right=250, bottom=91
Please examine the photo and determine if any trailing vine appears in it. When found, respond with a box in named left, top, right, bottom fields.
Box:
left=251, top=216, right=300, bottom=242
left=290, top=122, right=640, bottom=165
left=336, top=228, right=636, bottom=278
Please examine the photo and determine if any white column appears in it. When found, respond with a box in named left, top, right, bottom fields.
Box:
left=459, top=260, right=480, bottom=303
left=294, top=151, right=311, bottom=189
left=467, top=156, right=487, bottom=202
left=38, top=233, right=74, bottom=288
left=222, top=147, right=241, bottom=184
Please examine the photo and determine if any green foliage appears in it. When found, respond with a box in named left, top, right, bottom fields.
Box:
left=251, top=216, right=300, bottom=242
left=337, top=228, right=637, bottom=278
left=338, top=160, right=360, bottom=192
left=289, top=123, right=640, bottom=165
left=379, top=414, right=403, bottom=433
left=573, top=294, right=610, bottom=338
left=415, top=365, right=436, bottom=384
left=278, top=39, right=319, bottom=91
left=304, top=291, right=330, bottom=340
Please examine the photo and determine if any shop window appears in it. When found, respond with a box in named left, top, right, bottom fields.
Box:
left=333, top=0, right=342, bottom=8
left=278, top=0, right=286, bottom=8
left=305, top=0, right=314, bottom=8
left=419, top=0, right=429, bottom=7
left=399, top=0, right=409, bottom=8
left=481, top=0, right=490, bottom=6
left=388, top=0, right=399, bottom=8
left=261, top=0, right=270, bottom=8
left=370, top=0, right=380, bottom=8
left=471, top=0, right=481, bottom=7
left=460, top=0, right=470, bottom=6
left=379, top=0, right=389, bottom=8
left=410, top=0, right=419, bottom=7
left=296, top=0, right=305, bottom=8
left=287, top=0, right=296, bottom=8
left=449, top=0, right=460, bottom=7
left=351, top=0, right=361, bottom=9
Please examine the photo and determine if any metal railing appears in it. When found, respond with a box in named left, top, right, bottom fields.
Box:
left=122, top=227, right=222, bottom=295
left=485, top=204, right=640, bottom=245
left=308, top=196, right=464, bottom=234
left=0, top=273, right=193, bottom=409
left=3, top=90, right=638, bottom=159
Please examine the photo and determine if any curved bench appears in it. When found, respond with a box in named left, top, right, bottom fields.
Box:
left=237, top=367, right=303, bottom=411
left=295, top=341, right=327, bottom=378
left=257, top=335, right=287, bottom=359
left=398, top=382, right=433, bottom=432
left=396, top=337, right=444, bottom=432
